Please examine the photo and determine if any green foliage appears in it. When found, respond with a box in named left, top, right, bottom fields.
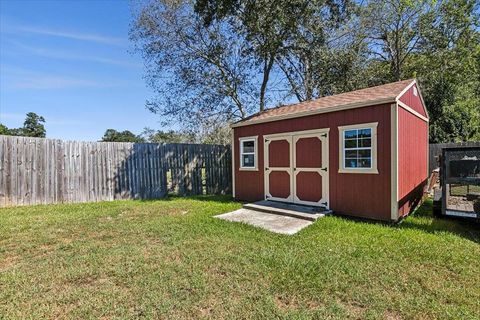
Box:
left=133, top=0, right=479, bottom=143
left=0, top=123, right=9, bottom=135
left=131, top=0, right=353, bottom=130
left=22, top=112, right=46, bottom=137
left=141, top=127, right=195, bottom=143
left=0, top=112, right=46, bottom=137
left=100, top=129, right=145, bottom=143
left=402, top=0, right=480, bottom=142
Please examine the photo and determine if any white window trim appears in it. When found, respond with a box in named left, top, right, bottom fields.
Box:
left=239, top=136, right=258, bottom=171
left=338, top=122, right=379, bottom=174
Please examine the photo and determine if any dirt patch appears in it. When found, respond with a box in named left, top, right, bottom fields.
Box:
left=274, top=295, right=300, bottom=311
left=383, top=309, right=403, bottom=320
left=0, top=254, right=19, bottom=272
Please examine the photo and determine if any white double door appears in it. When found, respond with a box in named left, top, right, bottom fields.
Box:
left=264, top=129, right=329, bottom=208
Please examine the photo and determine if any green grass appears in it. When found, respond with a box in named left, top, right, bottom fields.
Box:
left=1, top=197, right=479, bottom=319
left=450, top=184, right=480, bottom=196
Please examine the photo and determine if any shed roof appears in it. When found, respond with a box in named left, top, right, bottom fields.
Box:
left=233, top=79, right=416, bottom=127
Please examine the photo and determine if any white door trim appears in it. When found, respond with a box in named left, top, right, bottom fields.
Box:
left=264, top=135, right=294, bottom=202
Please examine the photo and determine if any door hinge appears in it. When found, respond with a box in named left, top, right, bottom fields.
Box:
left=321, top=133, right=328, bottom=138
left=321, top=167, right=328, bottom=172
left=265, top=167, right=269, bottom=171
left=265, top=139, right=269, bottom=142
left=321, top=201, right=328, bottom=207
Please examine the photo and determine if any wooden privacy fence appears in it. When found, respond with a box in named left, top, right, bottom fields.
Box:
left=429, top=142, right=480, bottom=173
left=0, top=135, right=231, bottom=207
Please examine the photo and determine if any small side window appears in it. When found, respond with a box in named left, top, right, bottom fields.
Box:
left=239, top=137, right=257, bottom=170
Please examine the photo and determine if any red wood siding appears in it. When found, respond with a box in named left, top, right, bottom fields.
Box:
left=234, top=103, right=392, bottom=221
left=397, top=107, right=428, bottom=217
left=399, top=84, right=427, bottom=117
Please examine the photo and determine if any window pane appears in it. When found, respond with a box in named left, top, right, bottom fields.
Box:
left=358, top=138, right=371, bottom=147
left=344, top=130, right=357, bottom=139
left=358, top=149, right=371, bottom=158
left=242, top=154, right=255, bottom=167
left=345, top=150, right=357, bottom=158
left=358, top=128, right=371, bottom=138
left=242, top=140, right=255, bottom=153
left=345, top=159, right=357, bottom=168
left=344, top=139, right=357, bottom=148
left=358, top=158, right=371, bottom=168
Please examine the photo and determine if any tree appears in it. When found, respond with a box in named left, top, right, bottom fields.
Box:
left=0, top=112, right=46, bottom=137
left=101, top=129, right=145, bottom=143
left=355, top=0, right=480, bottom=142
left=0, top=124, right=9, bottom=135
left=130, top=0, right=258, bottom=131
left=22, top=112, right=46, bottom=137
left=130, top=0, right=353, bottom=132
left=132, top=0, right=480, bottom=143
left=195, top=0, right=355, bottom=103
left=141, top=128, right=195, bottom=143
left=402, top=0, right=480, bottom=142
left=359, top=0, right=436, bottom=82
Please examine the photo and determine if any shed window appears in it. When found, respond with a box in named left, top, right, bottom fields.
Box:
left=344, top=128, right=372, bottom=168
left=239, top=136, right=258, bottom=170
left=338, top=123, right=378, bottom=174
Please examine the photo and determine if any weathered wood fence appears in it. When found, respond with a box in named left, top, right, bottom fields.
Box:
left=429, top=141, right=480, bottom=172
left=0, top=135, right=231, bottom=207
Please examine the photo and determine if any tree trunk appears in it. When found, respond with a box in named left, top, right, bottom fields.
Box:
left=259, top=53, right=275, bottom=112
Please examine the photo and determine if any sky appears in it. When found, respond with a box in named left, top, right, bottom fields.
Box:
left=0, top=0, right=162, bottom=141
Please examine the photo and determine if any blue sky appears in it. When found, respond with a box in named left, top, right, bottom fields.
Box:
left=0, top=0, right=161, bottom=141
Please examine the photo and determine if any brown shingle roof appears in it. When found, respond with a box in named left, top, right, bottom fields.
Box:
left=234, top=79, right=415, bottom=126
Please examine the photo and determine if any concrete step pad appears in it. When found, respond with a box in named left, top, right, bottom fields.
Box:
left=243, top=200, right=332, bottom=222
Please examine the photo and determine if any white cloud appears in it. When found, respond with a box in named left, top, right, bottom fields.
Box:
left=9, top=42, right=141, bottom=68
left=9, top=75, right=111, bottom=90
left=0, top=16, right=127, bottom=46
left=0, top=67, right=124, bottom=90
left=12, top=25, right=128, bottom=46
left=0, top=64, right=142, bottom=90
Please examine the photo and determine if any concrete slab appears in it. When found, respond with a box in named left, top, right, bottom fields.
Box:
left=215, top=208, right=313, bottom=235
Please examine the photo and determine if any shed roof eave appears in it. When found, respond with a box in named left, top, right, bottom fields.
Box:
left=231, top=96, right=396, bottom=128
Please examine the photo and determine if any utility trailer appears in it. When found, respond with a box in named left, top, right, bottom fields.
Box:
left=433, top=147, right=480, bottom=219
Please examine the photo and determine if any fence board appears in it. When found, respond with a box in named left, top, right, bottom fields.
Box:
left=0, top=135, right=231, bottom=207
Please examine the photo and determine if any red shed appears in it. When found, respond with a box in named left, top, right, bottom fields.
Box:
left=231, top=79, right=429, bottom=221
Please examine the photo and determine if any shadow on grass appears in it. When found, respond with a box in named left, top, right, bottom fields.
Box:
left=398, top=199, right=480, bottom=243
left=137, top=194, right=235, bottom=204
left=136, top=195, right=480, bottom=243
left=327, top=199, right=479, bottom=243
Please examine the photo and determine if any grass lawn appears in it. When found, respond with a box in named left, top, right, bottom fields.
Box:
left=1, top=197, right=479, bottom=319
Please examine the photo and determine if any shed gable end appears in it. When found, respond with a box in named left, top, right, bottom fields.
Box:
left=398, top=83, right=428, bottom=118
